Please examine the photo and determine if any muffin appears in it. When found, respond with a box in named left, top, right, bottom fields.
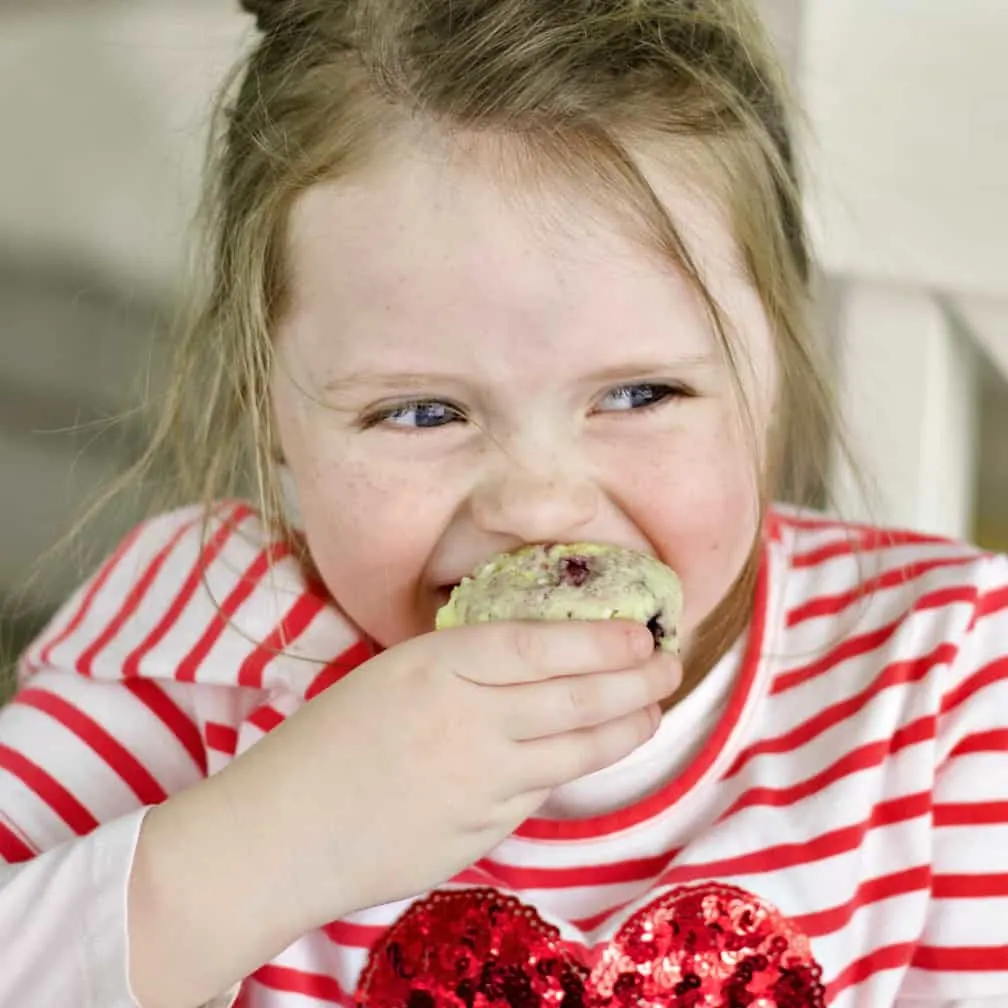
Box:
left=436, top=542, right=682, bottom=654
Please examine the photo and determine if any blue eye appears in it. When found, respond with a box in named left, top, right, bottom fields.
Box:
left=596, top=383, right=686, bottom=412
left=370, top=400, right=465, bottom=429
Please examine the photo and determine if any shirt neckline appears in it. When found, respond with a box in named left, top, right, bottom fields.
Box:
left=536, top=634, right=744, bottom=821
left=514, top=533, right=776, bottom=841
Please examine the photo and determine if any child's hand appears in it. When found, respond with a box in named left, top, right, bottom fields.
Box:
left=231, top=619, right=680, bottom=931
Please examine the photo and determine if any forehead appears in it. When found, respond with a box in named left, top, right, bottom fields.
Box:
left=279, top=131, right=772, bottom=383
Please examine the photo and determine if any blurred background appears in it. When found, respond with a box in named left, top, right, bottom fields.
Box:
left=1, top=0, right=1006, bottom=671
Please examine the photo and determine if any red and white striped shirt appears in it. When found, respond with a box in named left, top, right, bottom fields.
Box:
left=1, top=502, right=1006, bottom=1007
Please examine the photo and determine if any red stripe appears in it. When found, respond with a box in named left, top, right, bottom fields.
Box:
left=237, top=592, right=327, bottom=690
left=720, top=715, right=935, bottom=819
left=250, top=964, right=351, bottom=1006
left=972, top=584, right=1008, bottom=627
left=323, top=919, right=385, bottom=950
left=0, top=820, right=36, bottom=863
left=656, top=792, right=932, bottom=887
left=76, top=517, right=201, bottom=677
left=175, top=543, right=289, bottom=683
left=773, top=512, right=858, bottom=533
left=305, top=639, right=376, bottom=700
left=942, top=657, right=1008, bottom=715
left=247, top=704, right=286, bottom=735
left=934, top=801, right=1008, bottom=827
left=580, top=865, right=932, bottom=950
left=787, top=555, right=979, bottom=627
left=907, top=583, right=982, bottom=613
left=14, top=688, right=168, bottom=805
left=0, top=743, right=99, bottom=836
left=322, top=867, right=937, bottom=953
left=226, top=867, right=939, bottom=965
left=455, top=866, right=497, bottom=888
left=911, top=944, right=1008, bottom=972
left=205, top=722, right=239, bottom=756
left=950, top=729, right=1008, bottom=758
left=34, top=523, right=147, bottom=668
left=776, top=512, right=946, bottom=540
left=788, top=536, right=860, bottom=569
left=774, top=582, right=978, bottom=697
left=794, top=866, right=931, bottom=938
left=728, top=645, right=951, bottom=779
left=827, top=941, right=917, bottom=1000
left=763, top=511, right=783, bottom=543
left=121, top=505, right=251, bottom=679
left=576, top=902, right=632, bottom=935
left=122, top=679, right=207, bottom=775
left=447, top=872, right=635, bottom=935
left=790, top=528, right=949, bottom=569
left=772, top=621, right=901, bottom=697
left=477, top=850, right=677, bottom=892
left=933, top=873, right=1008, bottom=898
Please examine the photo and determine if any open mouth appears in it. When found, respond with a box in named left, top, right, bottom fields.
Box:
left=646, top=613, right=666, bottom=648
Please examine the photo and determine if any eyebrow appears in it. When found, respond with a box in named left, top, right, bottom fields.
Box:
left=579, top=355, right=720, bottom=383
left=322, top=355, right=720, bottom=395
left=322, top=371, right=470, bottom=395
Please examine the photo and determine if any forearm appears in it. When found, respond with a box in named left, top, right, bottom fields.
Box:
left=127, top=764, right=315, bottom=1008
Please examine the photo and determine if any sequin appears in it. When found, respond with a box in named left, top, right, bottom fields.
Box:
left=356, top=884, right=826, bottom=1008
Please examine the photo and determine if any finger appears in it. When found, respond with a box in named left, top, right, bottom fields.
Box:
left=445, top=619, right=656, bottom=685
left=500, top=654, right=681, bottom=740
left=516, top=705, right=662, bottom=791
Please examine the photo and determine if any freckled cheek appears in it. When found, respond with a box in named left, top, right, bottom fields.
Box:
left=294, top=462, right=455, bottom=630
left=672, top=440, right=758, bottom=533
left=302, top=466, right=413, bottom=559
left=635, top=433, right=760, bottom=628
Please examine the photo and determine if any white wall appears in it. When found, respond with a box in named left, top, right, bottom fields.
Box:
left=799, top=0, right=1008, bottom=543
left=0, top=2, right=249, bottom=294
left=801, top=0, right=1008, bottom=300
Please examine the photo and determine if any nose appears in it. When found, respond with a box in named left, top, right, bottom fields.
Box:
left=470, top=452, right=599, bottom=543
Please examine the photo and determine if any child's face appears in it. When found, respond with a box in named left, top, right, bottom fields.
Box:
left=272, top=137, right=777, bottom=653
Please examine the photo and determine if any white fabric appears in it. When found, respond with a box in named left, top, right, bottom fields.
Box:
left=541, top=638, right=742, bottom=819
left=0, top=811, right=141, bottom=1006
left=0, top=504, right=1005, bottom=1007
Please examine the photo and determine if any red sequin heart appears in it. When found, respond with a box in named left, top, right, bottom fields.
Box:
left=356, top=884, right=826, bottom=1008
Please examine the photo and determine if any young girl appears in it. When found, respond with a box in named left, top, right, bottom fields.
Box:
left=2, top=1, right=1006, bottom=1006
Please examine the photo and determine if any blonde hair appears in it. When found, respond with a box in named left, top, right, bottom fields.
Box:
left=122, top=0, right=840, bottom=673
